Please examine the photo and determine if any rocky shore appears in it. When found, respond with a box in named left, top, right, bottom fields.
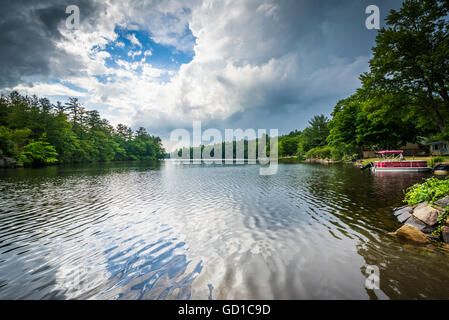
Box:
left=392, top=196, right=449, bottom=244
left=304, top=159, right=341, bottom=164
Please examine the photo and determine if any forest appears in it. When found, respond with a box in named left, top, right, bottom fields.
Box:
left=0, top=93, right=165, bottom=166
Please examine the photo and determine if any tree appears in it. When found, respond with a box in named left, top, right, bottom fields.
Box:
left=64, top=97, right=84, bottom=126
left=297, top=115, right=330, bottom=156
left=0, top=92, right=165, bottom=166
left=20, top=134, right=58, bottom=166
left=279, top=135, right=300, bottom=156
left=363, top=0, right=449, bottom=138
left=327, top=95, right=361, bottom=157
left=327, top=90, right=421, bottom=156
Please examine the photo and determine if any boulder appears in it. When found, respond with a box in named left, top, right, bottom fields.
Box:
left=442, top=226, right=449, bottom=244
left=412, top=204, right=439, bottom=226
left=393, top=206, right=413, bottom=223
left=395, top=225, right=429, bottom=244
left=415, top=201, right=429, bottom=210
left=393, top=205, right=407, bottom=211
left=434, top=196, right=449, bottom=208
left=404, top=215, right=430, bottom=232
left=393, top=206, right=413, bottom=216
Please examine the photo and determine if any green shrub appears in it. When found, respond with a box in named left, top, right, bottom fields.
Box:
left=403, top=177, right=449, bottom=205
left=20, top=134, right=58, bottom=166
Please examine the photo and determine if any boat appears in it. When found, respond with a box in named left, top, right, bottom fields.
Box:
left=369, top=150, right=432, bottom=172
left=434, top=163, right=449, bottom=175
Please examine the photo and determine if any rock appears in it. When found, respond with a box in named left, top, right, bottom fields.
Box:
left=0, top=157, right=17, bottom=168
left=394, top=206, right=413, bottom=223
left=395, top=225, right=429, bottom=244
left=404, top=215, right=433, bottom=233
left=393, top=206, right=413, bottom=216
left=393, top=205, right=407, bottom=211
left=434, top=196, right=449, bottom=208
left=442, top=226, right=449, bottom=244
left=413, top=204, right=439, bottom=226
left=415, top=201, right=429, bottom=210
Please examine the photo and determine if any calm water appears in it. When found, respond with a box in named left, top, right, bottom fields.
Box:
left=0, top=161, right=448, bottom=300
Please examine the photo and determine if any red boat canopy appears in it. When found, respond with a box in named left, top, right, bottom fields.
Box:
left=375, top=150, right=404, bottom=155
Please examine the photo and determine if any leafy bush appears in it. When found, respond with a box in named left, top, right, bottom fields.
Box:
left=20, top=135, right=58, bottom=166
left=403, top=177, right=449, bottom=205
left=342, top=153, right=358, bottom=162
left=306, top=146, right=332, bottom=159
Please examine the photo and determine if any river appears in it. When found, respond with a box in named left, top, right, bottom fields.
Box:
left=0, top=161, right=448, bottom=299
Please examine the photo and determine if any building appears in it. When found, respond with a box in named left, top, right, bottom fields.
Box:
left=361, top=142, right=429, bottom=159
left=427, top=140, right=449, bottom=156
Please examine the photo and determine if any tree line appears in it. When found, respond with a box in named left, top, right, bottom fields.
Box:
left=0, top=92, right=165, bottom=166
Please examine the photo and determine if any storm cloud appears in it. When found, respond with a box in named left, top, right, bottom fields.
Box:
left=0, top=0, right=104, bottom=88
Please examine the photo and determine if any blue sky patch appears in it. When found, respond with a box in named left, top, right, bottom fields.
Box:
left=102, top=26, right=195, bottom=72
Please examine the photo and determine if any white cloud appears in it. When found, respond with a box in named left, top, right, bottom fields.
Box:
left=125, top=33, right=142, bottom=47
left=11, top=82, right=87, bottom=97
left=128, top=50, right=142, bottom=59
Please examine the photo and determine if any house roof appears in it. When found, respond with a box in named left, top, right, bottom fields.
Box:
left=426, top=140, right=448, bottom=145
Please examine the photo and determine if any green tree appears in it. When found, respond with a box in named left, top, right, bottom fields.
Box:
left=363, top=0, right=449, bottom=138
left=0, top=92, right=165, bottom=166
left=297, top=115, right=330, bottom=156
left=20, top=134, right=58, bottom=166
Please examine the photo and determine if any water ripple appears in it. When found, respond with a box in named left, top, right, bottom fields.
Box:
left=0, top=162, right=448, bottom=299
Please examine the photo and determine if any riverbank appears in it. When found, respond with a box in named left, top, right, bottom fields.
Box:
left=0, top=157, right=164, bottom=170
left=304, top=158, right=342, bottom=164
left=278, top=156, right=302, bottom=164
left=391, top=178, right=449, bottom=245
left=392, top=197, right=449, bottom=244
left=304, top=156, right=449, bottom=169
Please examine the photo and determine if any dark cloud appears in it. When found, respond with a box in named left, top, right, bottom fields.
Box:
left=0, top=0, right=101, bottom=88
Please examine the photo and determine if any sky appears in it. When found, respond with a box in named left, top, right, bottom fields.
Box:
left=0, top=0, right=404, bottom=149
